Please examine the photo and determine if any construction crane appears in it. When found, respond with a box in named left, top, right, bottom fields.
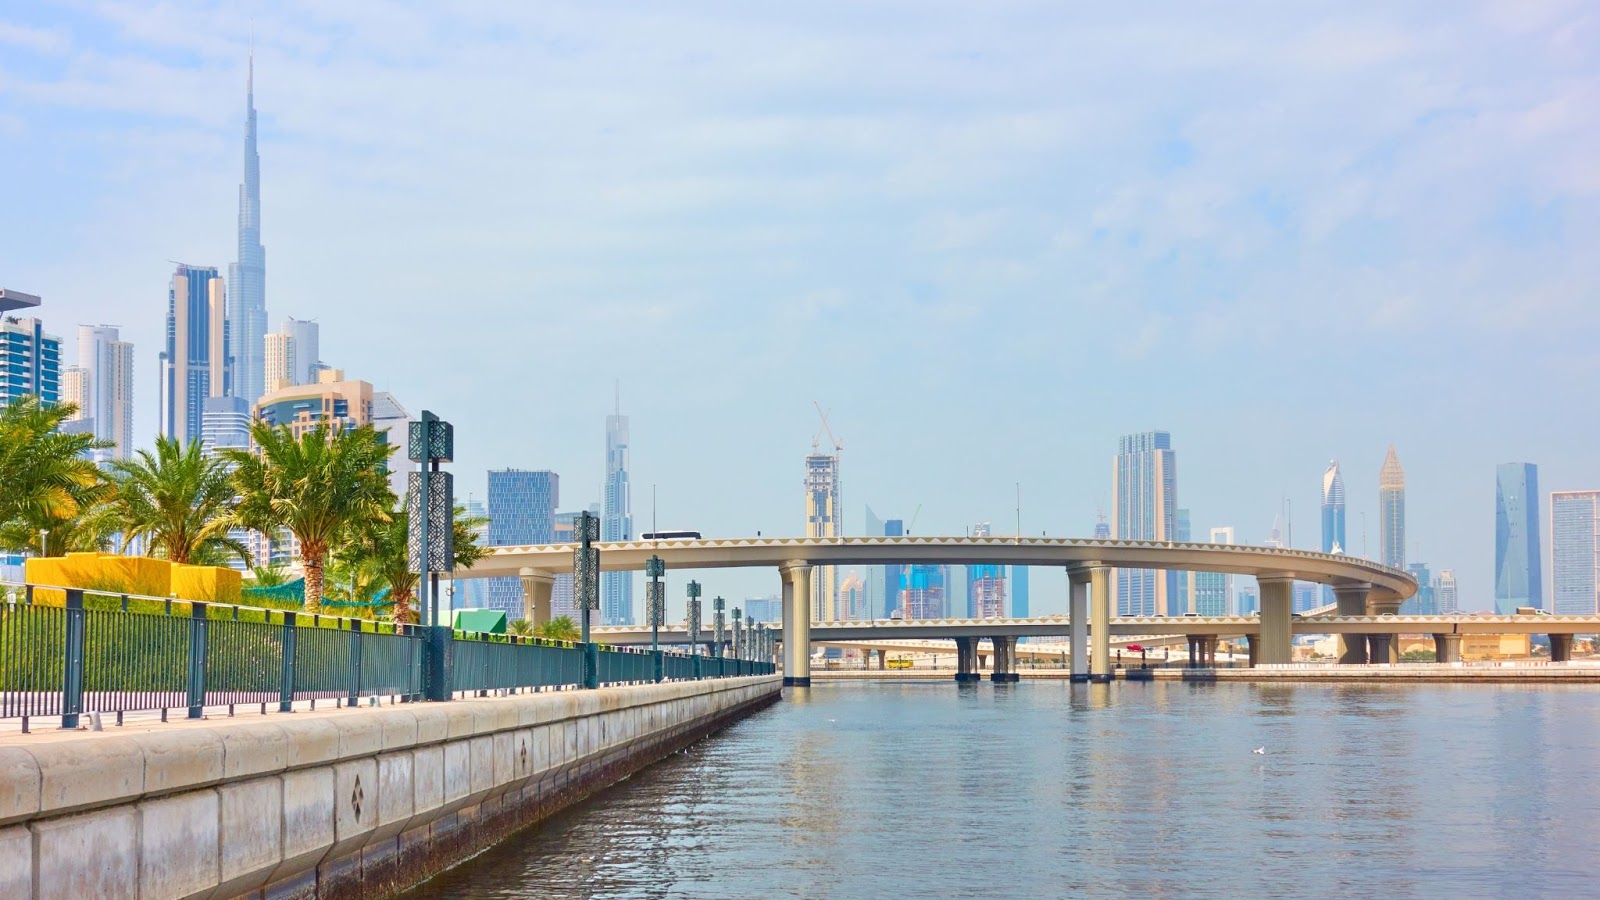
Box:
left=907, top=503, right=922, bottom=535
left=812, top=401, right=843, bottom=454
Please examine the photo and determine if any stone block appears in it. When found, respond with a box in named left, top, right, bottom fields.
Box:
left=33, top=806, right=138, bottom=900
left=280, top=717, right=341, bottom=768
left=135, top=728, right=224, bottom=796
left=217, top=720, right=287, bottom=780
left=443, top=706, right=477, bottom=740
left=442, top=741, right=470, bottom=809
left=331, top=758, right=379, bottom=858
left=373, top=752, right=413, bottom=844
left=468, top=736, right=493, bottom=798
left=0, top=746, right=41, bottom=825
left=333, top=712, right=385, bottom=759
left=489, top=731, right=515, bottom=795
left=34, top=737, right=144, bottom=815
left=411, top=706, right=449, bottom=744
left=411, top=746, right=445, bottom=822
left=0, top=825, right=31, bottom=898
left=273, top=767, right=334, bottom=883
left=137, top=789, right=219, bottom=899
left=377, top=708, right=419, bottom=750
left=214, top=776, right=283, bottom=898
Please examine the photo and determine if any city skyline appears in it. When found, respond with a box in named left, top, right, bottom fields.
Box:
left=2, top=4, right=1596, bottom=612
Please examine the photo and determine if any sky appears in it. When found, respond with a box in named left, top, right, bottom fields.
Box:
left=1, top=1, right=1597, bottom=616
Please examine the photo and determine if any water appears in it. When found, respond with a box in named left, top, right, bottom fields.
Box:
left=404, top=681, right=1600, bottom=898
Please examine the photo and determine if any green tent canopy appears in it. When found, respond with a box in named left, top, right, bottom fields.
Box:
left=453, top=608, right=507, bottom=634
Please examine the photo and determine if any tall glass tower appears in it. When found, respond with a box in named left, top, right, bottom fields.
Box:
left=1494, top=463, right=1543, bottom=614
left=1112, top=431, right=1177, bottom=616
left=1379, top=446, right=1406, bottom=570
left=1550, top=491, right=1600, bottom=615
left=228, top=52, right=268, bottom=404
left=486, top=469, right=559, bottom=618
left=601, top=401, right=634, bottom=625
left=1320, top=460, right=1346, bottom=605
left=805, top=452, right=840, bottom=620
left=160, top=264, right=229, bottom=444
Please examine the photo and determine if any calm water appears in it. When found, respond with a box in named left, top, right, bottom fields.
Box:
left=405, top=681, right=1600, bottom=898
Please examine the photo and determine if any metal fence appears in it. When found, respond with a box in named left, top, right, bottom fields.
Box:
left=0, top=582, right=773, bottom=732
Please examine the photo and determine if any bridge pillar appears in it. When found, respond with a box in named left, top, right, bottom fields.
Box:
left=1433, top=633, right=1462, bottom=664
left=954, top=637, right=980, bottom=683
left=781, top=561, right=813, bottom=687
left=1245, top=634, right=1258, bottom=667
left=1333, top=583, right=1372, bottom=665
left=1090, top=565, right=1113, bottom=683
left=1256, top=575, right=1294, bottom=666
left=1200, top=635, right=1219, bottom=667
left=1068, top=569, right=1090, bottom=683
left=519, top=569, right=554, bottom=627
left=1365, top=597, right=1402, bottom=664
left=990, top=636, right=1019, bottom=682
left=1550, top=634, right=1573, bottom=663
left=1184, top=636, right=1200, bottom=668
left=877, top=648, right=887, bottom=670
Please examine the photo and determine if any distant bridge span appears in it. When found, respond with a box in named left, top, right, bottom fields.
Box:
left=464, top=535, right=1423, bottom=684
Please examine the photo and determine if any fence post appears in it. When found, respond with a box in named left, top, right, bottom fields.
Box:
left=348, top=618, right=363, bottom=707
left=61, top=589, right=86, bottom=729
left=584, top=642, right=599, bottom=690
left=423, top=625, right=452, bottom=702
left=279, top=612, right=297, bottom=713
left=187, top=601, right=208, bottom=719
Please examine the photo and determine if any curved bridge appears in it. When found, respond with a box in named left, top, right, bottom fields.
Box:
left=465, top=536, right=1417, bottom=685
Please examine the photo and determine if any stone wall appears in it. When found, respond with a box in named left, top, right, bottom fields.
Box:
left=0, top=675, right=781, bottom=899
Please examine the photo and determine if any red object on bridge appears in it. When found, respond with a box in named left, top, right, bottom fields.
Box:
left=1127, top=644, right=1145, bottom=653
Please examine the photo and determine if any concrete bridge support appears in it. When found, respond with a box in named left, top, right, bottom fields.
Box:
left=1550, top=634, right=1573, bottom=662
left=954, top=637, right=981, bottom=682
left=1090, top=566, right=1113, bottom=683
left=1068, top=569, right=1090, bottom=683
left=1245, top=634, right=1258, bottom=667
left=1334, top=583, right=1372, bottom=664
left=519, top=569, right=554, bottom=627
left=781, top=561, right=813, bottom=687
left=1434, top=633, right=1462, bottom=663
left=990, top=636, right=1019, bottom=682
left=877, top=648, right=888, bottom=670
left=1257, top=576, right=1294, bottom=665
left=1366, top=597, right=1403, bottom=663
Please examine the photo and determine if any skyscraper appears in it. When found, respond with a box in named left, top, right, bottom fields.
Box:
left=1435, top=569, right=1459, bottom=614
left=200, top=396, right=252, bottom=455
left=1550, top=491, right=1600, bottom=615
left=456, top=499, right=490, bottom=609
left=1495, top=463, right=1543, bottom=614
left=968, top=523, right=1005, bottom=618
left=1321, top=460, right=1346, bottom=554
left=228, top=52, right=268, bottom=404
left=264, top=318, right=319, bottom=391
left=253, top=369, right=372, bottom=437
left=0, top=290, right=61, bottom=408
left=882, top=517, right=905, bottom=618
left=805, top=451, right=840, bottom=620
left=73, top=326, right=134, bottom=460
left=1196, top=526, right=1235, bottom=615
left=486, top=469, right=560, bottom=618
left=1112, top=431, right=1177, bottom=616
left=1379, top=445, right=1406, bottom=570
left=1174, top=508, right=1195, bottom=615
left=601, top=401, right=634, bottom=625
left=1011, top=566, right=1029, bottom=618
left=160, top=264, right=229, bottom=444
left=903, top=565, right=945, bottom=619
left=1404, top=563, right=1435, bottom=615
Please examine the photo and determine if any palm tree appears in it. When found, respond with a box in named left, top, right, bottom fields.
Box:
left=507, top=618, right=537, bottom=638
left=107, top=436, right=250, bottom=566
left=537, top=615, right=580, bottom=642
left=0, top=396, right=113, bottom=556
left=225, top=422, right=395, bottom=613
left=344, top=502, right=492, bottom=624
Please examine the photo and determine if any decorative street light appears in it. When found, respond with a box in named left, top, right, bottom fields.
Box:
left=731, top=607, right=744, bottom=662
left=646, top=555, right=666, bottom=683
left=713, top=597, right=727, bottom=659
left=686, top=580, right=703, bottom=680
left=574, top=511, right=600, bottom=689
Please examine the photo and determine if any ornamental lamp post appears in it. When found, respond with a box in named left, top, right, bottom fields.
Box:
left=646, top=555, right=666, bottom=683
left=713, top=597, right=727, bottom=658
left=686, top=580, right=703, bottom=680
left=574, top=511, right=601, bottom=689
left=731, top=608, right=744, bottom=661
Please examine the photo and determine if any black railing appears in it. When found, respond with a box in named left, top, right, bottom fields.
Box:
left=0, top=583, right=775, bottom=732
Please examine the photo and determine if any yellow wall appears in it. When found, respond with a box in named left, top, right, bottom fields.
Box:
left=25, top=553, right=241, bottom=605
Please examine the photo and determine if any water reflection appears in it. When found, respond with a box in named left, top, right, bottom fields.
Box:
left=404, top=682, right=1600, bottom=899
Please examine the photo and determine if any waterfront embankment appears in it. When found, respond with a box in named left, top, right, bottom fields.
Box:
left=0, top=675, right=779, bottom=900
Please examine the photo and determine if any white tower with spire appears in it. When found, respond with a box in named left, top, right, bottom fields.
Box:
left=228, top=49, right=268, bottom=404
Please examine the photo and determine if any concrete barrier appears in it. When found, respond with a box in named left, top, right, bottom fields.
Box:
left=0, top=675, right=780, bottom=899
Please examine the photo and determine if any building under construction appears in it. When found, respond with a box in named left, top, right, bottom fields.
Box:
left=805, top=404, right=842, bottom=621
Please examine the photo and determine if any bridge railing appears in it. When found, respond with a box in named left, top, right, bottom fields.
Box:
left=0, top=581, right=773, bottom=732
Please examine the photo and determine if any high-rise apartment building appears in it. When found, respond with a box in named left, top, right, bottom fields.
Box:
left=200, top=396, right=252, bottom=454
left=1112, top=431, right=1177, bottom=616
left=601, top=403, right=634, bottom=625
left=1174, top=508, right=1195, bottom=615
left=1550, top=491, right=1600, bottom=615
left=837, top=572, right=869, bottom=620
left=61, top=367, right=86, bottom=413
left=370, top=391, right=411, bottom=501
left=1235, top=583, right=1259, bottom=616
left=0, top=290, right=62, bottom=409
left=72, top=325, right=134, bottom=460
left=805, top=451, right=840, bottom=620
left=1495, top=463, right=1543, bottom=614
left=486, top=469, right=559, bottom=618
left=1196, top=526, right=1235, bottom=615
left=1094, top=512, right=1110, bottom=539
left=1011, top=566, right=1029, bottom=618
left=882, top=517, right=905, bottom=618
left=1435, top=570, right=1459, bottom=614
left=160, top=264, right=230, bottom=444
left=228, top=54, right=268, bottom=404
left=903, top=564, right=945, bottom=619
left=1379, top=445, right=1406, bottom=570
left=1403, top=563, right=1435, bottom=615
left=253, top=369, right=373, bottom=437
left=968, top=523, right=1005, bottom=618
left=264, top=318, right=320, bottom=392
left=1321, top=459, right=1346, bottom=605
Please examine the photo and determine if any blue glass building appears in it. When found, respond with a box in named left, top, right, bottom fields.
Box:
left=1403, top=563, right=1435, bottom=615
left=601, top=406, right=634, bottom=624
left=1494, top=463, right=1542, bottom=614
left=486, top=469, right=559, bottom=618
left=1113, top=431, right=1178, bottom=616
left=0, top=289, right=60, bottom=408
left=1011, top=566, right=1029, bottom=618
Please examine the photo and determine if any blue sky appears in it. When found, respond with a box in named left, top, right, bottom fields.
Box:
left=1, top=1, right=1596, bottom=614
